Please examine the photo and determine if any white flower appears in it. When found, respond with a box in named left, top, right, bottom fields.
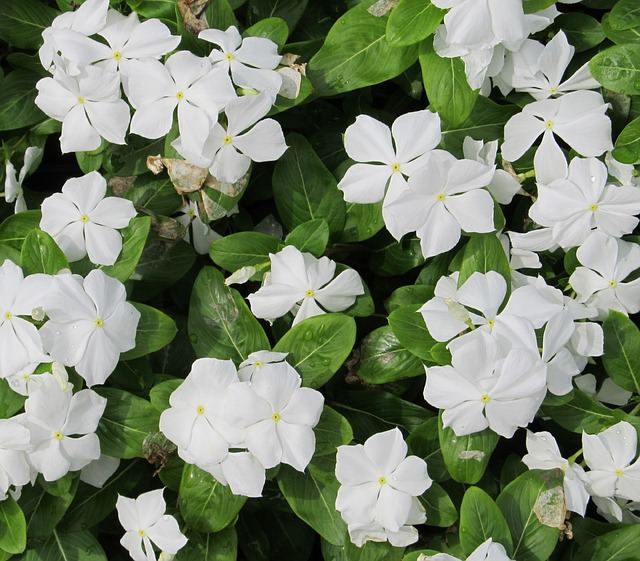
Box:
left=522, top=430, right=590, bottom=516
left=569, top=231, right=640, bottom=319
left=583, top=421, right=640, bottom=502
left=335, top=428, right=431, bottom=547
left=128, top=51, right=236, bottom=155
left=499, top=32, right=600, bottom=100
left=40, top=269, right=140, bottom=387
left=205, top=451, right=266, bottom=498
left=247, top=245, right=364, bottom=326
left=529, top=157, right=640, bottom=249
left=175, top=200, right=221, bottom=255
left=592, top=496, right=640, bottom=524
left=424, top=331, right=547, bottom=437
left=35, top=66, right=130, bottom=153
left=606, top=152, right=640, bottom=188
left=40, top=171, right=137, bottom=265
left=23, top=375, right=106, bottom=481
left=237, top=350, right=289, bottom=382
left=428, top=538, right=514, bottom=561
left=116, top=489, right=187, bottom=561
left=225, top=361, right=324, bottom=471
left=462, top=137, right=520, bottom=204
left=383, top=151, right=495, bottom=258
left=574, top=374, right=632, bottom=407
left=0, top=418, right=31, bottom=500
left=4, top=146, right=42, bottom=213
left=199, top=25, right=282, bottom=97
left=173, top=92, right=287, bottom=184
left=159, top=358, right=241, bottom=470
left=501, top=91, right=612, bottom=184
left=0, top=260, right=51, bottom=379
left=80, top=454, right=120, bottom=488
left=337, top=111, right=441, bottom=204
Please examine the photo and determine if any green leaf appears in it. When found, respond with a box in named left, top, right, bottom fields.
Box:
left=0, top=379, right=25, bottom=419
left=278, top=459, right=347, bottom=546
left=321, top=537, right=405, bottom=561
left=523, top=0, right=557, bottom=12
left=386, top=0, right=444, bottom=47
left=24, top=529, right=108, bottom=560
left=601, top=13, right=640, bottom=45
left=20, top=229, right=68, bottom=275
left=244, top=17, right=289, bottom=49
left=134, top=238, right=196, bottom=287
left=273, top=313, right=356, bottom=388
left=576, top=524, right=640, bottom=561
left=176, top=527, right=238, bottom=561
left=458, top=233, right=511, bottom=288
left=0, top=0, right=58, bottom=50
left=0, top=497, right=26, bottom=554
left=101, top=217, right=152, bottom=282
left=284, top=219, right=330, bottom=257
left=496, top=470, right=563, bottom=561
left=210, top=232, right=281, bottom=272
left=179, top=465, right=246, bottom=533
left=205, top=0, right=237, bottom=29
left=438, top=413, right=499, bottom=484
left=95, top=388, right=160, bottom=459
left=386, top=285, right=433, bottom=313
left=0, top=71, right=45, bottom=131
left=246, top=0, right=308, bottom=32
left=370, top=236, right=425, bottom=277
left=337, top=201, right=384, bottom=243
left=188, top=267, right=270, bottom=362
left=613, top=115, right=640, bottom=164
left=407, top=417, right=448, bottom=482
left=273, top=134, right=345, bottom=233
left=421, top=482, right=458, bottom=528
left=356, top=326, right=424, bottom=384
left=19, top=480, right=78, bottom=540
left=149, top=379, right=182, bottom=412
left=308, top=3, right=419, bottom=96
left=602, top=310, right=640, bottom=394
left=590, top=45, right=640, bottom=95
left=541, top=389, right=618, bottom=434
left=123, top=176, right=182, bottom=216
left=555, top=13, right=605, bottom=53
left=314, top=405, right=353, bottom=456
left=419, top=41, right=478, bottom=127
left=609, top=0, right=640, bottom=31
left=0, top=211, right=41, bottom=250
left=459, top=487, right=513, bottom=556
left=121, top=303, right=177, bottom=360
left=388, top=304, right=439, bottom=362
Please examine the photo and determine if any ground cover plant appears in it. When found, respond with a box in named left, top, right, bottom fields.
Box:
left=0, top=0, right=640, bottom=560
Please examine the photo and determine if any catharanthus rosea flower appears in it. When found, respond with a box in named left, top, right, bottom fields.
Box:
left=0, top=418, right=31, bottom=500
left=582, top=421, right=640, bottom=502
left=529, top=157, right=640, bottom=249
left=4, top=146, right=42, bottom=214
left=335, top=428, right=431, bottom=547
left=424, top=331, right=547, bottom=437
left=248, top=245, right=364, bottom=325
left=159, top=358, right=241, bottom=470
left=225, top=361, right=324, bottom=471
left=40, top=269, right=140, bottom=387
left=237, top=350, right=289, bottom=382
left=428, top=538, right=515, bottom=561
left=23, top=375, right=106, bottom=481
left=116, top=489, right=187, bottom=561
left=40, top=171, right=137, bottom=265
left=35, top=66, right=130, bottom=153
left=522, top=430, right=590, bottom=516
left=569, top=231, right=640, bottom=319
left=382, top=151, right=495, bottom=258
left=199, top=25, right=282, bottom=97
left=337, top=111, right=441, bottom=204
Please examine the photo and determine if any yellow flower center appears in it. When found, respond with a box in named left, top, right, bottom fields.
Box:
left=549, top=87, right=558, bottom=95
left=254, top=361, right=264, bottom=368
left=79, top=214, right=90, bottom=223
left=391, top=163, right=401, bottom=173
left=22, top=373, right=31, bottom=381
left=196, top=405, right=205, bottom=415
left=3, top=311, right=11, bottom=321
left=377, top=476, right=387, bottom=486
left=545, top=120, right=554, bottom=130
left=176, top=90, right=185, bottom=101
left=487, top=319, right=495, bottom=328
left=225, top=53, right=234, bottom=62
left=113, top=50, right=123, bottom=61
left=223, top=135, right=233, bottom=145
left=53, top=431, right=64, bottom=441
left=305, top=289, right=315, bottom=298
left=615, top=468, right=624, bottom=477
left=77, top=95, right=85, bottom=105
left=480, top=393, right=491, bottom=404
left=589, top=203, right=599, bottom=213
left=609, top=279, right=618, bottom=288
left=138, top=529, right=146, bottom=538
left=436, top=193, right=446, bottom=202
left=95, top=318, right=104, bottom=328
left=271, top=412, right=281, bottom=422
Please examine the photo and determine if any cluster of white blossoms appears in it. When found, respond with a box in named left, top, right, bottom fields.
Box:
left=160, top=353, right=324, bottom=497
left=34, top=0, right=289, bottom=184
left=523, top=421, right=640, bottom=522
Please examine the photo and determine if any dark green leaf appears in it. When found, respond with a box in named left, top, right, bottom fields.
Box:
left=458, top=233, right=511, bottom=289
left=421, top=482, right=458, bottom=528
left=407, top=417, right=448, bottom=482
left=555, top=13, right=605, bottom=52
left=386, top=0, right=444, bottom=47
left=590, top=45, right=640, bottom=95
left=176, top=527, right=238, bottom=561
left=0, top=0, right=58, bottom=50
left=247, top=0, right=308, bottom=32
left=210, top=232, right=281, bottom=272
left=609, top=0, right=640, bottom=31
left=244, top=17, right=289, bottom=49
left=314, top=405, right=353, bottom=456
left=121, top=303, right=177, bottom=360
left=337, top=201, right=384, bottom=243
left=613, top=115, right=640, bottom=164
left=0, top=497, right=26, bottom=554
left=602, top=310, right=640, bottom=394
left=284, top=219, right=330, bottom=257
left=0, top=71, right=45, bottom=131
left=0, top=211, right=41, bottom=250
left=101, top=217, right=152, bottom=282
left=459, top=487, right=513, bottom=556
left=576, top=524, right=640, bottom=561
left=20, top=229, right=68, bottom=275
left=388, top=304, right=439, bottom=362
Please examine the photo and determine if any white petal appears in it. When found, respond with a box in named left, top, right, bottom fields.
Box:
left=344, top=115, right=395, bottom=164
left=233, top=119, right=287, bottom=162
left=313, top=269, right=364, bottom=312
left=502, top=112, right=544, bottom=162
left=338, top=163, right=391, bottom=204
left=392, top=110, right=441, bottom=163
left=444, top=190, right=494, bottom=233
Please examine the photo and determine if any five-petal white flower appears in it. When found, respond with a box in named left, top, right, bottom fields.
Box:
left=0, top=418, right=31, bottom=500
left=4, top=146, right=42, bottom=214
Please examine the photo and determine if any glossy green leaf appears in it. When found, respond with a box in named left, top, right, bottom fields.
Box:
left=121, top=303, right=177, bottom=360
left=284, top=219, right=330, bottom=257
left=386, top=0, right=444, bottom=47
left=459, top=487, right=513, bottom=555
left=612, top=115, right=640, bottom=164
left=0, top=497, right=26, bottom=554
left=0, top=71, right=45, bottom=131
left=458, top=233, right=511, bottom=288
left=421, top=482, right=458, bottom=528
left=0, top=0, right=58, bottom=50
left=602, top=310, right=640, bottom=394
left=590, top=45, right=640, bottom=95
left=101, top=217, right=152, bottom=282
left=314, top=405, right=353, bottom=456
left=388, top=304, right=439, bottom=362
left=210, top=232, right=281, bottom=272
left=20, top=229, right=68, bottom=275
